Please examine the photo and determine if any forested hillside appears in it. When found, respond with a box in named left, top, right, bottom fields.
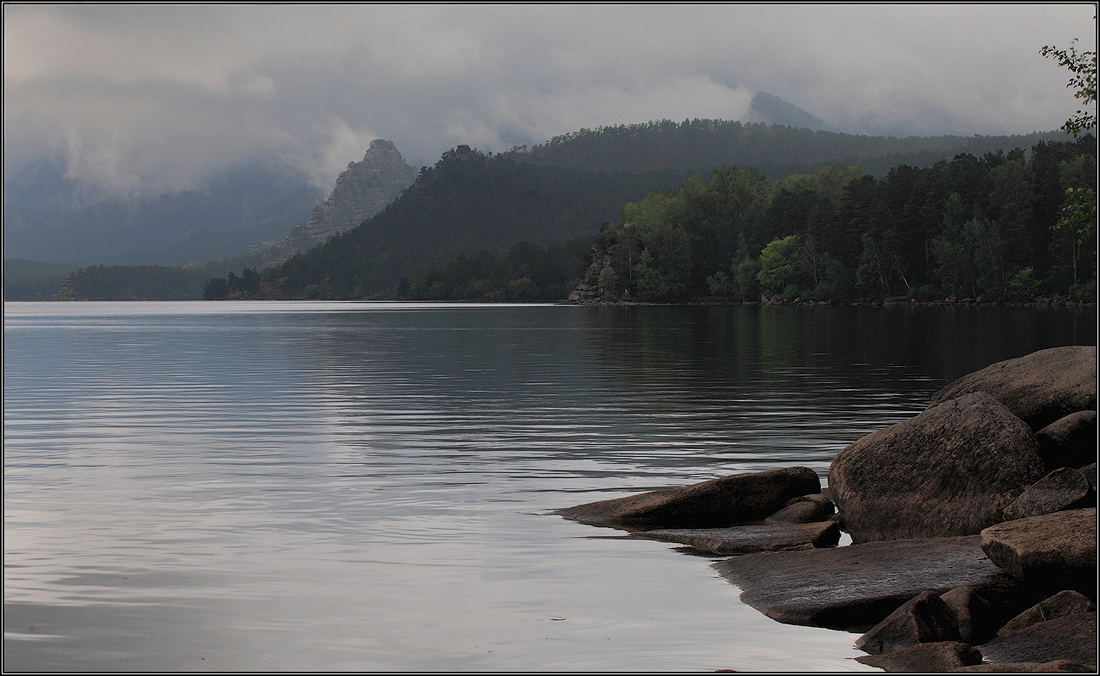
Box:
left=505, top=118, right=1065, bottom=178
left=577, top=136, right=1096, bottom=304
left=205, top=147, right=690, bottom=299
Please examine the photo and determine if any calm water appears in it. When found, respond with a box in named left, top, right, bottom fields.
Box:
left=4, top=301, right=1095, bottom=672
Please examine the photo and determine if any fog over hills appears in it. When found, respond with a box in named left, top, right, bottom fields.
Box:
left=2, top=92, right=1066, bottom=271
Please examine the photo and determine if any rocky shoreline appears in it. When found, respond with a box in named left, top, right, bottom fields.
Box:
left=555, top=345, right=1098, bottom=672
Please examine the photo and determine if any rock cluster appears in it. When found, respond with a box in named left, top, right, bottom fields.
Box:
left=556, top=345, right=1097, bottom=672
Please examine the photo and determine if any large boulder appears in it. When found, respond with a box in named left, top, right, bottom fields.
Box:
left=927, top=346, right=1097, bottom=431
left=643, top=520, right=839, bottom=555
left=712, top=535, right=1017, bottom=630
left=828, top=392, right=1046, bottom=543
left=554, top=466, right=820, bottom=530
left=1035, top=410, right=1098, bottom=471
left=979, top=508, right=1096, bottom=593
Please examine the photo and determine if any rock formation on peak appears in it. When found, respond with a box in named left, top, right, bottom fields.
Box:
left=259, top=139, right=417, bottom=264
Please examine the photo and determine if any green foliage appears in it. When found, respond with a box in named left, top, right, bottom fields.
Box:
left=584, top=136, right=1095, bottom=304
left=757, top=235, right=803, bottom=297
left=1041, top=35, right=1097, bottom=137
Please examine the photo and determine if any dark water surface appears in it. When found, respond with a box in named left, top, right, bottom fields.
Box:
left=4, top=301, right=1094, bottom=671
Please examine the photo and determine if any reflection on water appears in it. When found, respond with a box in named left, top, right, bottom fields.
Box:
left=4, top=301, right=1094, bottom=671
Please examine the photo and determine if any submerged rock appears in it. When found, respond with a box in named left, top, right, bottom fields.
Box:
left=712, top=535, right=1015, bottom=630
left=554, top=466, right=820, bottom=530
left=828, top=392, right=1045, bottom=543
left=926, top=346, right=1097, bottom=431
left=643, top=520, right=839, bottom=555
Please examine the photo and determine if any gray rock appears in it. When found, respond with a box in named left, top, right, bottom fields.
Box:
left=555, top=466, right=820, bottom=530
left=644, top=520, right=840, bottom=555
left=712, top=535, right=1016, bottom=630
left=1035, top=410, right=1098, bottom=472
left=855, top=641, right=984, bottom=672
left=764, top=493, right=835, bottom=524
left=980, top=508, right=1096, bottom=591
left=980, top=612, right=1096, bottom=667
left=272, top=139, right=418, bottom=260
left=855, top=590, right=961, bottom=655
left=927, top=346, right=1097, bottom=431
left=940, top=586, right=998, bottom=645
left=1002, top=468, right=1093, bottom=521
left=998, top=590, right=1096, bottom=637
left=828, top=392, right=1046, bottom=543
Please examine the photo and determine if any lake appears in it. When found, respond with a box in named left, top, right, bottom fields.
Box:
left=4, top=301, right=1095, bottom=672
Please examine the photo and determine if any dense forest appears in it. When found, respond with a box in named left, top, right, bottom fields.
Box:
left=505, top=118, right=1065, bottom=179
left=60, top=265, right=213, bottom=301
left=579, top=135, right=1096, bottom=304
left=208, top=134, right=1095, bottom=305
left=205, top=149, right=690, bottom=299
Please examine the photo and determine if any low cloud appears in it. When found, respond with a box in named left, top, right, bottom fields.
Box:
left=4, top=4, right=1096, bottom=197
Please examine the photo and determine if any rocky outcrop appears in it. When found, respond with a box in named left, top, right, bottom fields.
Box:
left=554, top=465, right=819, bottom=530
left=827, top=392, right=1046, bottom=543
left=567, top=229, right=623, bottom=304
left=260, top=139, right=416, bottom=264
left=555, top=345, right=1098, bottom=671
left=927, top=346, right=1097, bottom=430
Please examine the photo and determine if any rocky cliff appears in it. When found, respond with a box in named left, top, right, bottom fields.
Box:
left=257, top=139, right=417, bottom=264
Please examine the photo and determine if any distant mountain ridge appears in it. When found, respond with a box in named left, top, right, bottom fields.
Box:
left=747, top=91, right=836, bottom=132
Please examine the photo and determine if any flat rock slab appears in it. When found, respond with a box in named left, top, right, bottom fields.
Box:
left=554, top=466, right=820, bottom=530
left=644, top=521, right=840, bottom=555
left=713, top=535, right=1015, bottom=630
left=927, top=345, right=1097, bottom=431
left=980, top=508, right=1096, bottom=589
left=980, top=612, right=1096, bottom=667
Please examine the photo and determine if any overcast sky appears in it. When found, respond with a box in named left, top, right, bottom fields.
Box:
left=4, top=3, right=1097, bottom=196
